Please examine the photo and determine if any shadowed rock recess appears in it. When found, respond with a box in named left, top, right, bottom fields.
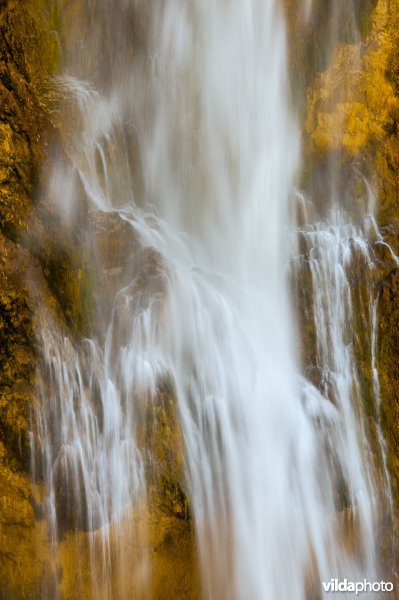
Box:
left=1, top=0, right=399, bottom=598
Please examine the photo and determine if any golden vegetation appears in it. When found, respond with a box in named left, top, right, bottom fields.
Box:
left=305, top=0, right=399, bottom=172
left=302, top=0, right=399, bottom=572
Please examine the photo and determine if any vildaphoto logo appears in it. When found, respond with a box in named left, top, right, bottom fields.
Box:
left=322, top=579, right=394, bottom=595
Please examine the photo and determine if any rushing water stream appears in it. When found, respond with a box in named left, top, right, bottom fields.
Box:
left=33, top=1, right=394, bottom=598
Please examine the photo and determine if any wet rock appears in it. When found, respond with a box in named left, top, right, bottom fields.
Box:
left=107, top=244, right=168, bottom=356
left=373, top=239, right=398, bottom=280
left=0, top=236, right=36, bottom=471
left=377, top=268, right=399, bottom=506
left=304, top=364, right=339, bottom=407
left=143, top=375, right=189, bottom=521
left=89, top=210, right=138, bottom=280
left=0, top=234, right=65, bottom=599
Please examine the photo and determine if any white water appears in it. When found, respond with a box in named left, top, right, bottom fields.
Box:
left=33, top=1, right=391, bottom=598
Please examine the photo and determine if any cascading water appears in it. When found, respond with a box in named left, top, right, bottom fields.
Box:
left=32, top=1, right=394, bottom=598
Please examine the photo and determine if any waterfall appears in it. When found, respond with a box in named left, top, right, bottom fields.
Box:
left=32, top=1, right=392, bottom=598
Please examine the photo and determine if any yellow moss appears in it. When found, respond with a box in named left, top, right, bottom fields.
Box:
left=306, top=0, right=399, bottom=156
left=57, top=505, right=199, bottom=600
left=0, top=440, right=52, bottom=599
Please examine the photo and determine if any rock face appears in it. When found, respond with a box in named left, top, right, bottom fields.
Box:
left=292, top=0, right=399, bottom=575
left=378, top=269, right=399, bottom=491
left=0, top=2, right=198, bottom=599
left=308, top=8, right=399, bottom=419
left=0, top=2, right=59, bottom=597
